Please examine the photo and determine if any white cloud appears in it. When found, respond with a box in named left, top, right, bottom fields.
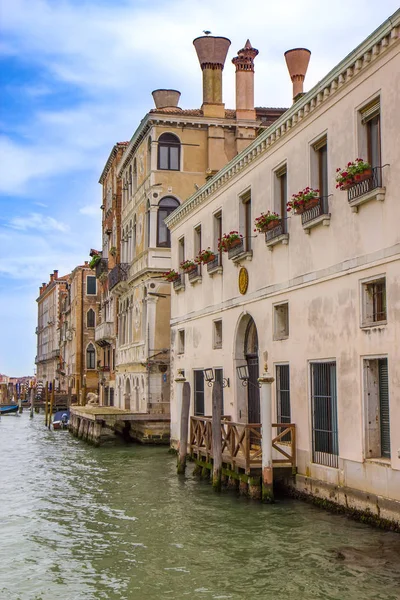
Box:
left=8, top=212, right=69, bottom=233
left=79, top=204, right=99, bottom=217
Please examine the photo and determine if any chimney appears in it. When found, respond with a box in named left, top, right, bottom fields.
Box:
left=193, top=35, right=231, bottom=118
left=152, top=89, right=181, bottom=110
left=50, top=273, right=54, bottom=283
left=39, top=286, right=43, bottom=295
left=232, top=40, right=259, bottom=120
left=53, top=269, right=58, bottom=279
left=284, top=48, right=311, bottom=102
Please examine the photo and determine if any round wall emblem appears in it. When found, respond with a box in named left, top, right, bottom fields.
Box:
left=238, top=267, right=249, bottom=295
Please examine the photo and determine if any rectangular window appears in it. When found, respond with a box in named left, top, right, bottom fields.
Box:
left=273, top=303, right=289, bottom=340
left=213, top=320, right=222, bottom=349
left=364, top=357, right=390, bottom=459
left=178, top=237, right=185, bottom=265
left=214, top=368, right=224, bottom=415
left=213, top=210, right=222, bottom=265
left=275, top=165, right=287, bottom=233
left=311, top=361, right=338, bottom=468
left=178, top=329, right=185, bottom=354
left=276, top=364, right=291, bottom=424
left=194, top=225, right=201, bottom=271
left=361, top=99, right=381, bottom=170
left=311, top=136, right=328, bottom=212
left=241, top=192, right=252, bottom=251
left=318, top=143, right=328, bottom=199
left=109, top=387, right=114, bottom=407
left=194, top=370, right=205, bottom=416
left=159, top=146, right=169, bottom=170
left=361, top=277, right=386, bottom=326
left=87, top=276, right=97, bottom=295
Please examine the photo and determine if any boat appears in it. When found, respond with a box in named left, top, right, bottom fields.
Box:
left=52, top=409, right=70, bottom=430
left=0, top=404, right=19, bottom=415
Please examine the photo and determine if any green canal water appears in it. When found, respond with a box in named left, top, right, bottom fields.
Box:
left=1, top=413, right=399, bottom=600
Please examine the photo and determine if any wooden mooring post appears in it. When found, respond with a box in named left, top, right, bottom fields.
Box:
left=258, top=353, right=275, bottom=503
left=44, top=381, right=49, bottom=426
left=30, top=387, right=34, bottom=419
left=48, top=379, right=55, bottom=429
left=177, top=380, right=190, bottom=474
left=212, top=380, right=223, bottom=492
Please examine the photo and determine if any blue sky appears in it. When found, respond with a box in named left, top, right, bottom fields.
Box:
left=1, top=0, right=398, bottom=376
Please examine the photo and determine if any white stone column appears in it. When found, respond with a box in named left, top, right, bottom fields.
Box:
left=174, top=370, right=186, bottom=449
left=258, top=357, right=275, bottom=503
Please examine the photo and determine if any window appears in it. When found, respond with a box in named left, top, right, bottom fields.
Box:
left=361, top=277, right=386, bottom=326
left=146, top=200, right=151, bottom=248
left=276, top=364, right=291, bottom=441
left=311, top=361, right=338, bottom=468
left=194, top=370, right=205, bottom=416
left=178, top=329, right=185, bottom=354
left=213, top=211, right=222, bottom=264
left=87, top=276, right=96, bottom=295
left=364, top=357, right=390, bottom=459
left=147, top=137, right=152, bottom=173
left=275, top=165, right=287, bottom=233
left=157, top=133, right=180, bottom=171
left=317, top=141, right=328, bottom=199
left=361, top=99, right=381, bottom=170
left=87, top=308, right=95, bottom=328
left=194, top=224, right=201, bottom=258
left=213, top=320, right=222, bottom=349
left=133, top=214, right=137, bottom=255
left=157, top=197, right=180, bottom=247
left=240, top=191, right=252, bottom=251
left=132, top=159, right=137, bottom=194
left=310, top=136, right=328, bottom=213
left=86, top=343, right=96, bottom=370
left=178, top=236, right=185, bottom=265
left=273, top=303, right=289, bottom=340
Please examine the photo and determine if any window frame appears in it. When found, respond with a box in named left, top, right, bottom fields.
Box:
left=87, top=308, right=95, bottom=329
left=157, top=196, right=180, bottom=248
left=273, top=302, right=289, bottom=340
left=360, top=275, right=387, bottom=328
left=213, top=319, right=223, bottom=349
left=86, top=276, right=97, bottom=296
left=157, top=133, right=181, bottom=171
left=86, top=343, right=96, bottom=370
left=310, top=360, right=339, bottom=468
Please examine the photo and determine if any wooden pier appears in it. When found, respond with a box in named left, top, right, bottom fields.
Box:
left=70, top=406, right=170, bottom=446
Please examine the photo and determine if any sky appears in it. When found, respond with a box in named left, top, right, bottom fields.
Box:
left=0, top=0, right=398, bottom=376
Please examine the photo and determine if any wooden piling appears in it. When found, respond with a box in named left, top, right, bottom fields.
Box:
left=30, top=387, right=34, bottom=419
left=177, top=382, right=190, bottom=474
left=82, top=379, right=87, bottom=406
left=67, top=383, right=72, bottom=409
left=76, top=380, right=80, bottom=406
left=48, top=379, right=55, bottom=429
left=212, top=380, right=223, bottom=492
left=44, top=381, right=49, bottom=426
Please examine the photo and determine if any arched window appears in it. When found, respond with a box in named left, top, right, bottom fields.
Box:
left=146, top=200, right=151, bottom=248
left=157, top=133, right=180, bottom=171
left=133, top=214, right=137, bottom=254
left=86, top=343, right=96, bottom=370
left=157, top=197, right=180, bottom=247
left=87, top=308, right=95, bottom=328
left=133, top=159, right=137, bottom=193
left=147, top=137, right=152, bottom=173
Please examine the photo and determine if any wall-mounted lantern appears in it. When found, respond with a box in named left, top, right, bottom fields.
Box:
left=203, top=368, right=229, bottom=388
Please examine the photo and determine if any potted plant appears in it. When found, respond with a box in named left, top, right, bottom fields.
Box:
left=109, top=246, right=117, bottom=257
left=218, top=231, right=243, bottom=252
left=254, top=211, right=281, bottom=233
left=180, top=259, right=197, bottom=273
left=163, top=269, right=180, bottom=282
left=336, top=158, right=372, bottom=190
left=195, top=248, right=217, bottom=264
left=89, top=254, right=101, bottom=269
left=287, top=187, right=320, bottom=214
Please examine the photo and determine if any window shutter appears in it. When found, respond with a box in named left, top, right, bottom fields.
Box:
left=275, top=164, right=287, bottom=178
left=361, top=99, right=380, bottom=123
left=313, top=135, right=327, bottom=151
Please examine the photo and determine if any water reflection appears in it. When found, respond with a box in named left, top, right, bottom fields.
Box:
left=1, top=413, right=399, bottom=600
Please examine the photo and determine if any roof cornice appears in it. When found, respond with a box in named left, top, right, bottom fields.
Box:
left=166, top=9, right=400, bottom=229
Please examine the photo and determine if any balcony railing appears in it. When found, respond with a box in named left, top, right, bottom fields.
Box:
left=228, top=239, right=244, bottom=259
left=347, top=166, right=383, bottom=202
left=265, top=220, right=286, bottom=242
left=108, top=263, right=129, bottom=290
left=301, top=196, right=329, bottom=226
left=206, top=255, right=221, bottom=272
left=188, top=265, right=201, bottom=281
left=95, top=257, right=108, bottom=279
left=95, top=321, right=114, bottom=344
left=173, top=274, right=184, bottom=291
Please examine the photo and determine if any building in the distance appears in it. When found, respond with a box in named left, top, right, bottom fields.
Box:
left=108, top=35, right=286, bottom=414
left=35, top=270, right=69, bottom=388
left=59, top=263, right=100, bottom=398
left=166, top=12, right=400, bottom=523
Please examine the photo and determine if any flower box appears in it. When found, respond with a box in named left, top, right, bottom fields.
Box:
left=287, top=188, right=319, bottom=214
left=180, top=260, right=196, bottom=272
left=336, top=159, right=371, bottom=190
left=195, top=248, right=217, bottom=264
left=304, top=197, right=319, bottom=210
left=218, top=232, right=243, bottom=253
left=163, top=269, right=180, bottom=282
left=254, top=211, right=281, bottom=233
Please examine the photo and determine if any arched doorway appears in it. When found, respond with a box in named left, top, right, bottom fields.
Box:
left=124, top=378, right=131, bottom=410
left=244, top=319, right=260, bottom=423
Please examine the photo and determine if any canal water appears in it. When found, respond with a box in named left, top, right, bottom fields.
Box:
left=1, top=413, right=399, bottom=600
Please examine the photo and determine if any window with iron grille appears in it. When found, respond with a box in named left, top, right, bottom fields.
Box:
left=194, top=370, right=205, bottom=416
left=362, top=277, right=386, bottom=326
left=276, top=364, right=291, bottom=441
left=311, top=361, right=338, bottom=468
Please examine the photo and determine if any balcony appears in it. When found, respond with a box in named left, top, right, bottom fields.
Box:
left=51, top=349, right=60, bottom=358
left=95, top=321, right=115, bottom=346
left=173, top=274, right=185, bottom=292
left=188, top=265, right=202, bottom=284
left=265, top=220, right=289, bottom=250
left=227, top=239, right=253, bottom=264
left=95, top=257, right=108, bottom=279
left=347, top=167, right=386, bottom=212
left=108, top=263, right=129, bottom=291
left=207, top=255, right=223, bottom=276
left=301, top=197, right=331, bottom=233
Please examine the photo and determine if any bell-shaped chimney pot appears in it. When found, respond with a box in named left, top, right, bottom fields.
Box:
left=152, top=89, right=181, bottom=110
left=284, top=48, right=311, bottom=102
left=193, top=35, right=231, bottom=115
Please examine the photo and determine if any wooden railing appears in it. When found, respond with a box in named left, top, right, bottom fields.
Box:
left=189, top=416, right=296, bottom=474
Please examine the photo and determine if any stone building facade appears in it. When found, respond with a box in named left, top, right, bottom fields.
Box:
left=109, top=36, right=285, bottom=412
left=94, top=141, right=128, bottom=406
left=166, top=13, right=400, bottom=522
left=59, top=263, right=100, bottom=397
left=36, top=270, right=68, bottom=388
